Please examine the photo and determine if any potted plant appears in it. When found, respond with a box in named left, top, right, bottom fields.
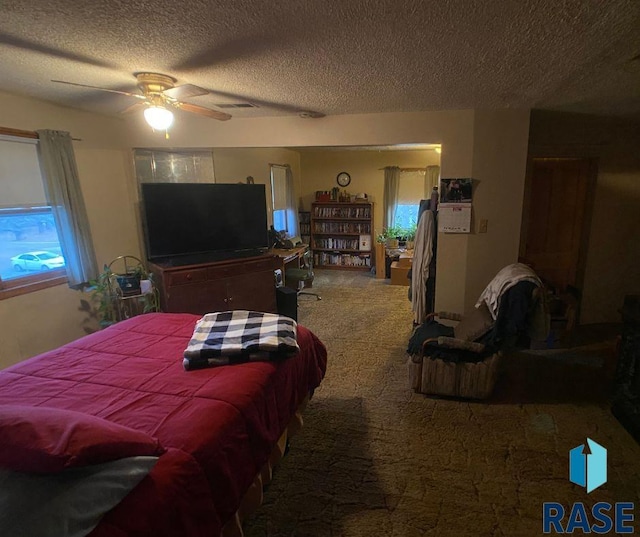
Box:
left=403, top=224, right=417, bottom=249
left=384, top=226, right=402, bottom=248
left=81, top=264, right=119, bottom=329
left=80, top=261, right=158, bottom=330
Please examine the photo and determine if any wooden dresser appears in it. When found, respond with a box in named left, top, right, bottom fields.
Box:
left=149, top=255, right=279, bottom=315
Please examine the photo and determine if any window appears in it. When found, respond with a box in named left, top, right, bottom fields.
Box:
left=270, top=165, right=299, bottom=237
left=270, top=165, right=288, bottom=233
left=133, top=149, right=215, bottom=183
left=0, top=131, right=67, bottom=298
left=394, top=170, right=424, bottom=231
left=394, top=204, right=418, bottom=230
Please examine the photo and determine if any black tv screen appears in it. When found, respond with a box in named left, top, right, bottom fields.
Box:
left=141, top=182, right=269, bottom=262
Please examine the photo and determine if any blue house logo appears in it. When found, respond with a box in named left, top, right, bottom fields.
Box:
left=543, top=439, right=635, bottom=533
left=569, top=438, right=607, bottom=493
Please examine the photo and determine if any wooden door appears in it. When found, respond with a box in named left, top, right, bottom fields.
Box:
left=520, top=158, right=595, bottom=292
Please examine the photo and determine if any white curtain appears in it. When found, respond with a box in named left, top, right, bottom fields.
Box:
left=271, top=164, right=299, bottom=238
left=36, top=130, right=98, bottom=287
left=383, top=166, right=400, bottom=229
left=425, top=165, right=440, bottom=194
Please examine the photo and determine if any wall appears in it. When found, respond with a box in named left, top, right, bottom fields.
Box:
left=297, top=148, right=439, bottom=238
left=528, top=111, right=640, bottom=323
left=466, top=109, right=531, bottom=311
left=0, top=91, right=136, bottom=368
left=212, top=147, right=302, bottom=226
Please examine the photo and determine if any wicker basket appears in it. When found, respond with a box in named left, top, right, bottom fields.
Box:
left=409, top=352, right=502, bottom=400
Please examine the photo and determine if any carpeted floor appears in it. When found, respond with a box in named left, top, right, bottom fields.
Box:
left=243, top=271, right=640, bottom=536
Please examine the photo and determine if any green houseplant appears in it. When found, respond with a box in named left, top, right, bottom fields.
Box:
left=383, top=225, right=402, bottom=248
left=403, top=224, right=417, bottom=249
left=78, top=264, right=119, bottom=330
left=79, top=260, right=159, bottom=331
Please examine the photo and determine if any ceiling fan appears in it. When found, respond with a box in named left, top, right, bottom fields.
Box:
left=52, top=72, right=232, bottom=130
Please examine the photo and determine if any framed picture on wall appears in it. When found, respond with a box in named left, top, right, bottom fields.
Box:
left=440, top=178, right=473, bottom=204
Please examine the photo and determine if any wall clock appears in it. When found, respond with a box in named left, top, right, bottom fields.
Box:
left=336, top=172, right=351, bottom=187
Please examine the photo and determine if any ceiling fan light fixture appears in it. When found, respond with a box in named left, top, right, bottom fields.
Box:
left=144, top=106, right=174, bottom=130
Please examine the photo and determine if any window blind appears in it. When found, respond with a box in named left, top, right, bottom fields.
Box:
left=0, top=136, right=46, bottom=206
left=397, top=170, right=425, bottom=204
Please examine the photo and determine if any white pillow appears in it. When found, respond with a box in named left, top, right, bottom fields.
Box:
left=0, top=456, right=158, bottom=537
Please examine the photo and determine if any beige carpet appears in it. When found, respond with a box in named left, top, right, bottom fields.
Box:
left=243, top=270, right=640, bottom=536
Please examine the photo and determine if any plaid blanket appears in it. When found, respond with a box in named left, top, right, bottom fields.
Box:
left=183, top=310, right=299, bottom=370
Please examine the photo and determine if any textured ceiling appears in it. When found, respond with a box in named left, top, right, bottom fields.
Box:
left=1, top=0, right=640, bottom=121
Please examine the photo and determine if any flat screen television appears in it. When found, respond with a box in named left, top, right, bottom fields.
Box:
left=140, top=182, right=269, bottom=264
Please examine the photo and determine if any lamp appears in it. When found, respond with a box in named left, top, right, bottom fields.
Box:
left=144, top=106, right=174, bottom=130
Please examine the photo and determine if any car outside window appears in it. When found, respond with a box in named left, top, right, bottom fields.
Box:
left=1, top=210, right=65, bottom=282
left=0, top=131, right=67, bottom=298
left=36, top=252, right=57, bottom=260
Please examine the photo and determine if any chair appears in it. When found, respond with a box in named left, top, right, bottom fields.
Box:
left=407, top=265, right=548, bottom=399
left=285, top=250, right=321, bottom=301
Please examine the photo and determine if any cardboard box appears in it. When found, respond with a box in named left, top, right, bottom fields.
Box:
left=397, top=253, right=413, bottom=268
left=390, top=261, right=410, bottom=286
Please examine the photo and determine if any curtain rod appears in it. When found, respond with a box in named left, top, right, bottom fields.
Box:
left=378, top=166, right=428, bottom=171
left=0, top=126, right=82, bottom=141
left=269, top=163, right=289, bottom=168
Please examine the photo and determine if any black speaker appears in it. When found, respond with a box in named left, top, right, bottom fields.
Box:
left=276, top=286, right=298, bottom=322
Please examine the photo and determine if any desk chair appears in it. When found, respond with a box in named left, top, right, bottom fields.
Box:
left=285, top=250, right=321, bottom=301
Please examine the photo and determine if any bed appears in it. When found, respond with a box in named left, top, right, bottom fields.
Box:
left=0, top=312, right=327, bottom=536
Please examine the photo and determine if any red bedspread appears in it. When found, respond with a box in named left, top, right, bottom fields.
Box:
left=0, top=312, right=327, bottom=536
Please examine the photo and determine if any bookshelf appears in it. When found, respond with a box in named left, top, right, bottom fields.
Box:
left=311, top=201, right=373, bottom=270
left=298, top=210, right=311, bottom=245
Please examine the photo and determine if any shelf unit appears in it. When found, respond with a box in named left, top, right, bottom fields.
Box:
left=311, top=202, right=373, bottom=270
left=298, top=210, right=311, bottom=245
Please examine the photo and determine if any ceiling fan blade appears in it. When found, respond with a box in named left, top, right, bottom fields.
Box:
left=175, top=102, right=232, bottom=121
left=51, top=80, right=145, bottom=99
left=1, top=32, right=116, bottom=69
left=163, top=84, right=209, bottom=100
left=121, top=102, right=147, bottom=114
